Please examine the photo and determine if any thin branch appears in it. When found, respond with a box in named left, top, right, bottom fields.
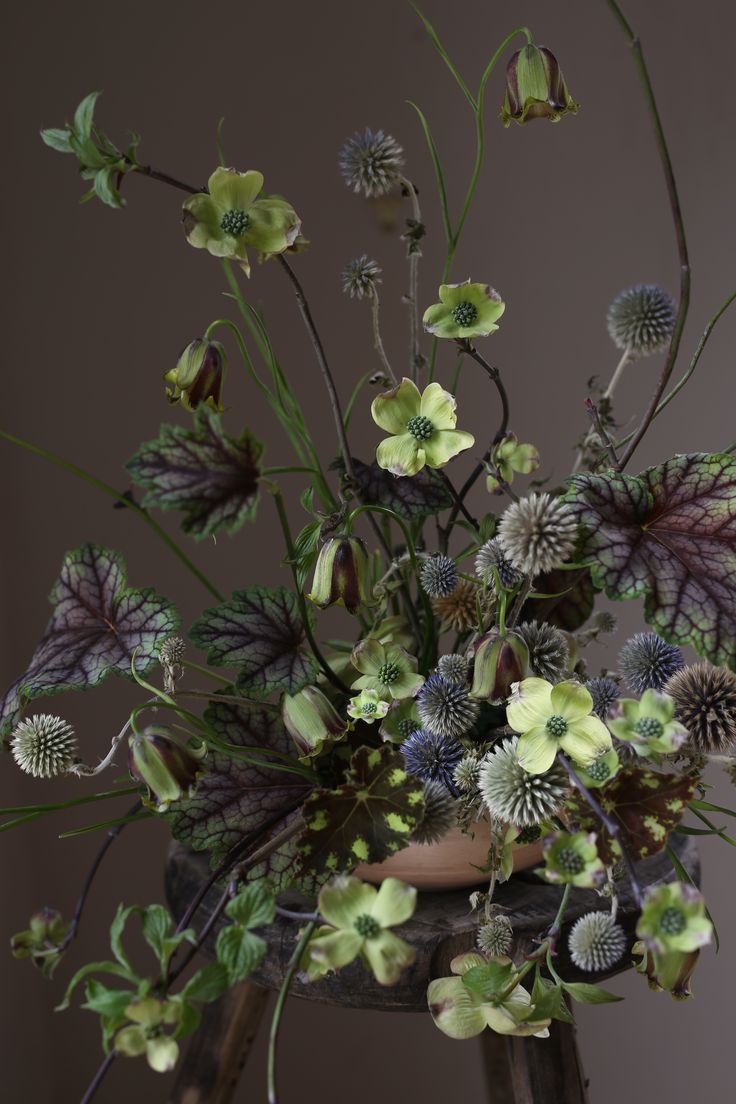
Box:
left=79, top=1050, right=117, bottom=1104
left=584, top=398, right=620, bottom=468
left=267, top=920, right=317, bottom=1104
left=398, top=175, right=424, bottom=380
left=369, top=288, right=397, bottom=383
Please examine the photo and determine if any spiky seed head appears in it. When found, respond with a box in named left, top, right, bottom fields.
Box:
left=339, top=128, right=405, bottom=197
left=432, top=580, right=479, bottom=633
left=411, top=779, right=460, bottom=844
left=515, top=620, right=570, bottom=683
left=420, top=554, right=458, bottom=599
left=568, top=911, right=627, bottom=972
left=401, top=728, right=464, bottom=793
left=592, top=611, right=617, bottom=635
left=585, top=677, right=621, bottom=720
left=664, top=663, right=736, bottom=754
left=478, top=737, right=568, bottom=827
left=437, top=653, right=469, bottom=685
left=11, top=715, right=78, bottom=778
left=416, top=673, right=480, bottom=739
left=474, top=538, right=521, bottom=590
left=497, top=493, right=578, bottom=577
left=619, top=632, right=684, bottom=694
left=477, top=915, right=513, bottom=957
left=607, top=284, right=676, bottom=358
left=453, top=751, right=483, bottom=795
left=158, top=634, right=185, bottom=694
left=517, top=824, right=542, bottom=844
left=342, top=255, right=382, bottom=299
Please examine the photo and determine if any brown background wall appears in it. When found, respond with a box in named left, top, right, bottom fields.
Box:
left=1, top=0, right=733, bottom=1100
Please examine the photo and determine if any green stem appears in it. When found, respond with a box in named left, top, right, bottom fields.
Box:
left=398, top=174, right=424, bottom=380
left=498, top=885, right=571, bottom=1002
left=369, top=287, right=397, bottom=383
left=0, top=430, right=223, bottom=602
left=267, top=921, right=317, bottom=1104
left=182, top=660, right=231, bottom=686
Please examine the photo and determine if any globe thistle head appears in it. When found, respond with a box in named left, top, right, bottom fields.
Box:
left=416, top=673, right=480, bottom=739
left=568, top=911, right=627, bottom=972
left=401, top=728, right=464, bottom=793
left=339, top=128, right=404, bottom=198
left=592, top=611, right=617, bottom=636
left=497, top=493, right=578, bottom=577
left=437, top=653, right=468, bottom=686
left=664, top=663, right=736, bottom=754
left=585, top=676, right=621, bottom=720
left=11, top=715, right=78, bottom=778
left=453, top=750, right=483, bottom=795
left=432, top=580, right=479, bottom=632
left=420, top=554, right=458, bottom=599
left=158, top=634, right=185, bottom=694
left=477, top=915, right=513, bottom=957
left=411, top=779, right=459, bottom=844
left=607, top=284, right=676, bottom=358
left=515, top=620, right=569, bottom=683
left=474, top=538, right=521, bottom=591
left=618, top=632, right=684, bottom=694
left=342, top=255, right=382, bottom=300
left=478, top=737, right=568, bottom=827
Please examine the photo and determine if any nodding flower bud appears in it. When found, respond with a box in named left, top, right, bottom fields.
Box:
left=164, top=339, right=226, bottom=411
left=470, top=630, right=530, bottom=704
left=281, top=686, right=346, bottom=758
left=128, top=726, right=207, bottom=811
left=501, top=44, right=578, bottom=127
left=307, top=536, right=371, bottom=615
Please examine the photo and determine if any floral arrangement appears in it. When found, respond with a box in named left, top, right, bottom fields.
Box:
left=4, top=2, right=736, bottom=1100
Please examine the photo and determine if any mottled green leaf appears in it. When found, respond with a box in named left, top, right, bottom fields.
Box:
left=189, top=586, right=317, bottom=697
left=0, top=544, right=179, bottom=737
left=347, top=457, right=453, bottom=521
left=127, top=408, right=263, bottom=540
left=566, top=453, right=736, bottom=664
left=299, top=745, right=424, bottom=877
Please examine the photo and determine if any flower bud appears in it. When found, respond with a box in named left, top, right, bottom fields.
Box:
left=128, top=726, right=207, bottom=811
left=501, top=44, right=578, bottom=127
left=164, top=338, right=226, bottom=411
left=281, top=686, right=346, bottom=758
left=633, top=940, right=700, bottom=1000
left=470, top=630, right=529, bottom=703
left=11, top=907, right=69, bottom=977
left=307, top=536, right=371, bottom=615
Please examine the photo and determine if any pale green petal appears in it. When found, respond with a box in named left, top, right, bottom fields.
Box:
left=362, top=930, right=416, bottom=986
left=550, top=680, right=594, bottom=722
left=510, top=443, right=540, bottom=474
left=247, top=196, right=300, bottom=255
left=505, top=678, right=553, bottom=731
left=376, top=434, right=424, bottom=476
left=560, top=715, right=612, bottom=765
left=419, top=382, right=457, bottom=429
left=428, top=976, right=488, bottom=1039
left=182, top=193, right=222, bottom=248
left=371, top=378, right=422, bottom=434
left=607, top=716, right=633, bottom=742
left=390, top=671, right=425, bottom=699
left=115, top=1025, right=148, bottom=1057
left=307, top=928, right=363, bottom=972
left=318, top=876, right=377, bottom=929
left=146, top=1037, right=179, bottom=1073
left=640, top=689, right=676, bottom=725
left=423, top=429, right=475, bottom=469
left=351, top=638, right=385, bottom=676
left=206, top=236, right=248, bottom=263
left=516, top=727, right=558, bottom=774
left=620, top=699, right=640, bottom=724
left=422, top=304, right=459, bottom=338
left=208, top=167, right=264, bottom=210
left=371, top=877, right=418, bottom=927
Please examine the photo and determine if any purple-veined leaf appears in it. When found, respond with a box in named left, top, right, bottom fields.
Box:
left=0, top=544, right=179, bottom=737
left=565, top=453, right=736, bottom=665
left=189, top=586, right=317, bottom=697
left=126, top=407, right=263, bottom=540
left=522, top=568, right=595, bottom=631
left=342, top=458, right=453, bottom=522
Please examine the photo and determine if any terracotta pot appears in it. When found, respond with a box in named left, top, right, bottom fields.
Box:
left=354, top=824, right=544, bottom=891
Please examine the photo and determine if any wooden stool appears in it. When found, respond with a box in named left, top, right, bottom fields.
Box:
left=165, top=833, right=699, bottom=1104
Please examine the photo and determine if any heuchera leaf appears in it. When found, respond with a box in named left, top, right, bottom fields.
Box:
left=569, top=769, right=696, bottom=864
left=565, top=453, right=736, bottom=665
left=166, top=700, right=312, bottom=889
left=0, top=544, right=179, bottom=737
left=299, top=745, right=424, bottom=877
left=523, top=568, right=595, bottom=631
left=189, top=586, right=317, bottom=697
left=347, top=457, right=453, bottom=521
left=126, top=407, right=263, bottom=540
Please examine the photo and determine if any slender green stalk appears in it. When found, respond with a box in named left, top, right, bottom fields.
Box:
left=497, top=883, right=571, bottom=1002
left=0, top=429, right=223, bottom=602
left=398, top=174, right=424, bottom=379
left=182, top=660, right=231, bottom=686
left=267, top=920, right=317, bottom=1104
left=369, top=288, right=397, bottom=383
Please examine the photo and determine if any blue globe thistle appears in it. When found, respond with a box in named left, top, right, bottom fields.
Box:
left=420, top=555, right=458, bottom=598
left=416, top=673, right=480, bottom=739
left=339, top=128, right=404, bottom=198
left=411, top=780, right=459, bottom=844
left=437, top=653, right=468, bottom=685
left=607, top=284, right=676, bottom=358
left=342, top=255, right=382, bottom=300
left=619, top=632, right=684, bottom=694
left=568, top=911, right=627, bottom=972
left=474, top=538, right=521, bottom=590
left=585, top=677, right=621, bottom=720
left=401, top=728, right=464, bottom=794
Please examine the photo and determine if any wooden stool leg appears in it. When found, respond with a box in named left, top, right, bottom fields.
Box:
left=168, top=980, right=270, bottom=1104
left=481, top=1021, right=589, bottom=1104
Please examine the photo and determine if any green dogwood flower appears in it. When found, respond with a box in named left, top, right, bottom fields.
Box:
left=485, top=434, right=540, bottom=493
left=351, top=639, right=424, bottom=702
left=636, top=882, right=713, bottom=957
left=348, top=689, right=390, bottom=724
left=543, top=830, right=606, bottom=888
left=182, top=167, right=301, bottom=276
left=379, top=698, right=422, bottom=744
left=114, top=997, right=180, bottom=1072
left=574, top=748, right=620, bottom=789
left=423, top=281, right=505, bottom=340
left=304, top=875, right=417, bottom=986
left=428, top=953, right=550, bottom=1039
left=608, top=690, right=687, bottom=758
left=506, top=678, right=612, bottom=774
left=372, top=378, right=474, bottom=477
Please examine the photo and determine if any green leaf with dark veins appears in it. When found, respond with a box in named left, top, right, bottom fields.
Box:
left=565, top=453, right=736, bottom=664
left=189, top=585, right=317, bottom=697
left=346, top=457, right=453, bottom=521
left=126, top=408, right=263, bottom=540
left=299, top=745, right=424, bottom=878
left=0, top=544, right=179, bottom=737
left=225, top=882, right=276, bottom=929
left=215, top=926, right=266, bottom=983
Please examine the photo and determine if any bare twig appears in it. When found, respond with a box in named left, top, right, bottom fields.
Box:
left=584, top=398, right=620, bottom=468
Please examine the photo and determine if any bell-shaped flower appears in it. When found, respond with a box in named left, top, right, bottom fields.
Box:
left=164, top=338, right=226, bottom=412
left=281, top=686, right=346, bottom=759
left=500, top=44, right=578, bottom=127
left=307, top=536, right=372, bottom=615
left=505, top=678, right=612, bottom=774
